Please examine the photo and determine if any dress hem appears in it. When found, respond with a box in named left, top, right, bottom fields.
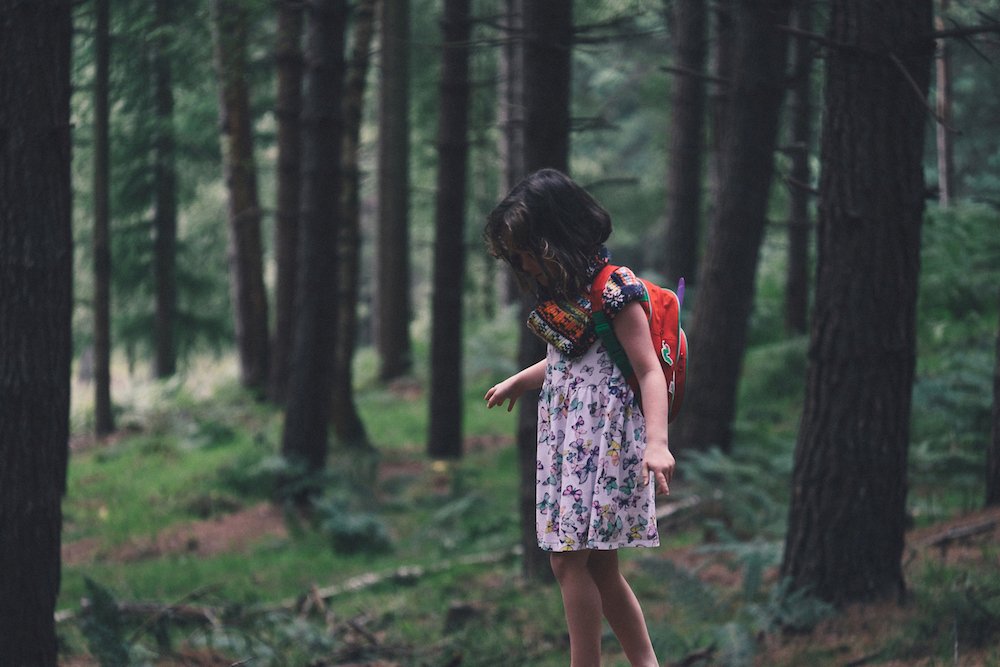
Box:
left=537, top=539, right=660, bottom=553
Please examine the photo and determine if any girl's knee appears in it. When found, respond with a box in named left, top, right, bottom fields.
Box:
left=586, top=550, right=623, bottom=587
left=549, top=550, right=590, bottom=583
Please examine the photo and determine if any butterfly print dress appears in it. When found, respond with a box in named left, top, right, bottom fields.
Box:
left=535, top=338, right=659, bottom=552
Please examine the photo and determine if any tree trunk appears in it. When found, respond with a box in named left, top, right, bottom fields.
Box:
left=211, top=0, right=270, bottom=394
left=662, top=0, right=707, bottom=288
left=986, top=288, right=1000, bottom=506
left=671, top=0, right=793, bottom=453
left=495, top=0, right=524, bottom=306
left=376, top=0, right=413, bottom=382
left=93, top=0, right=115, bottom=435
left=523, top=2, right=572, bottom=175
left=281, top=0, right=348, bottom=474
left=935, top=0, right=955, bottom=206
left=152, top=0, right=178, bottom=379
left=428, top=0, right=472, bottom=460
left=705, top=0, right=735, bottom=226
left=781, top=0, right=934, bottom=605
left=783, top=0, right=814, bottom=336
left=0, top=1, right=73, bottom=661
left=270, top=0, right=304, bottom=404
left=333, top=0, right=376, bottom=450
left=515, top=0, right=573, bottom=582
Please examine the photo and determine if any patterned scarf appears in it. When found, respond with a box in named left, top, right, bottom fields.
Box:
left=526, top=247, right=610, bottom=357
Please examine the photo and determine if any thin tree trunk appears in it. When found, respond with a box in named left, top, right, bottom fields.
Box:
left=333, top=0, right=377, bottom=451
left=671, top=0, right=793, bottom=453
left=781, top=0, right=934, bottom=605
left=662, top=0, right=707, bottom=288
left=211, top=0, right=270, bottom=394
left=516, top=0, right=573, bottom=582
left=496, top=0, right=524, bottom=306
left=270, top=0, right=304, bottom=404
left=376, top=0, right=413, bottom=382
left=0, top=1, right=73, bottom=661
left=784, top=0, right=814, bottom=336
left=935, top=0, right=955, bottom=206
left=986, top=288, right=1000, bottom=506
left=428, top=0, right=472, bottom=460
left=281, top=0, right=348, bottom=474
left=152, top=0, right=178, bottom=379
left=93, top=0, right=115, bottom=435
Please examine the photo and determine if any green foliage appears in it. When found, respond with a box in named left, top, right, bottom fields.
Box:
left=680, top=440, right=792, bottom=542
left=910, top=203, right=999, bottom=516
left=637, top=557, right=724, bottom=661
left=80, top=578, right=130, bottom=667
left=919, top=204, right=1000, bottom=341
left=736, top=336, right=809, bottom=429
left=889, top=560, right=1000, bottom=661
left=747, top=577, right=835, bottom=635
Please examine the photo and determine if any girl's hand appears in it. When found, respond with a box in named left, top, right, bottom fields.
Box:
left=643, top=442, right=675, bottom=496
left=485, top=359, right=548, bottom=412
left=485, top=375, right=524, bottom=412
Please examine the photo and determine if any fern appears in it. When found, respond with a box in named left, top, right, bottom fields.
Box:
left=80, top=578, right=130, bottom=667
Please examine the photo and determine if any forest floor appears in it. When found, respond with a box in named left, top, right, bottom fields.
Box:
left=61, top=434, right=1000, bottom=666
left=757, top=504, right=1000, bottom=667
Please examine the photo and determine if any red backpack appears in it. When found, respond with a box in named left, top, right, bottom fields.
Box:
left=589, top=264, right=688, bottom=423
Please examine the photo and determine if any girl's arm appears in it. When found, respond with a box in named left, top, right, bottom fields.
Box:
left=485, top=358, right=547, bottom=412
left=612, top=301, right=675, bottom=495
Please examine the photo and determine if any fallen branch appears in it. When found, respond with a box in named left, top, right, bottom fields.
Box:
left=656, top=494, right=703, bottom=525
left=921, top=518, right=997, bottom=552
left=668, top=643, right=716, bottom=667
left=278, top=546, right=522, bottom=611
left=56, top=547, right=522, bottom=625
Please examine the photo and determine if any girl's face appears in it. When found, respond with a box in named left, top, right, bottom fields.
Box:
left=510, top=249, right=547, bottom=285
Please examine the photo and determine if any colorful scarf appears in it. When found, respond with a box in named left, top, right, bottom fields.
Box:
left=527, top=247, right=645, bottom=358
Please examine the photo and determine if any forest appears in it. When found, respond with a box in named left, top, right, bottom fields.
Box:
left=2, top=0, right=1000, bottom=665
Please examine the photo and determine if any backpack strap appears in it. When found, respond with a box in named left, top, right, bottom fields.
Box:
left=589, top=264, right=639, bottom=392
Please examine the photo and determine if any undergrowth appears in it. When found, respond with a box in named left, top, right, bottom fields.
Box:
left=60, top=204, right=1000, bottom=665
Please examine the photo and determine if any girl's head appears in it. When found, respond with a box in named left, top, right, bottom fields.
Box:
left=485, top=169, right=611, bottom=297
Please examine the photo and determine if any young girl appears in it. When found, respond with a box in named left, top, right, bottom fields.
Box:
left=484, top=169, right=674, bottom=667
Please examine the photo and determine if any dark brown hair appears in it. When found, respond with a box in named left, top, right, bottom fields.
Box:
left=484, top=169, right=611, bottom=297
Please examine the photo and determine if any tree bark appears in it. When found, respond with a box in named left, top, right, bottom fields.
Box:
left=281, top=0, right=348, bottom=474
left=784, top=0, right=814, bottom=336
left=270, top=0, right=304, bottom=404
left=376, top=0, right=413, bottom=382
left=705, top=0, right=735, bottom=226
left=333, top=0, right=376, bottom=450
left=935, top=0, right=955, bottom=206
left=495, top=0, right=524, bottom=307
left=671, top=0, right=793, bottom=453
left=93, top=0, right=115, bottom=435
left=662, top=0, right=707, bottom=288
left=986, top=288, right=1000, bottom=506
left=211, top=0, right=270, bottom=394
left=781, top=0, right=934, bottom=605
left=515, top=0, right=573, bottom=582
left=0, top=1, right=73, bottom=661
left=152, top=0, right=178, bottom=379
left=428, top=0, right=472, bottom=460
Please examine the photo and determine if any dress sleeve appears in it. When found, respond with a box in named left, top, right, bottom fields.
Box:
left=600, top=266, right=647, bottom=319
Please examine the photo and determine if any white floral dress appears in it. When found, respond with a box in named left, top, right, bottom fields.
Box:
left=535, top=339, right=659, bottom=552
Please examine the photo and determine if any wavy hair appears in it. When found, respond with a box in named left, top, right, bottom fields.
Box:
left=484, top=169, right=612, bottom=297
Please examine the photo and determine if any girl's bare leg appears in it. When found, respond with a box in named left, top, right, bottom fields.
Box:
left=550, top=550, right=603, bottom=667
left=586, top=550, right=658, bottom=667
